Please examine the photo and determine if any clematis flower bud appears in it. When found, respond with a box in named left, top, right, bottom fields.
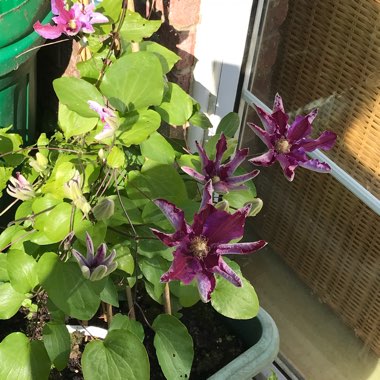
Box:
left=72, top=232, right=118, bottom=281
left=64, top=170, right=91, bottom=215
left=93, top=198, right=115, bottom=220
left=214, top=199, right=229, bottom=212
left=7, top=172, right=35, bottom=201
left=29, top=152, right=48, bottom=174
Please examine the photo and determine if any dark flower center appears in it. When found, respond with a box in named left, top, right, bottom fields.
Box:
left=190, top=236, right=209, bottom=260
left=275, top=138, right=291, bottom=154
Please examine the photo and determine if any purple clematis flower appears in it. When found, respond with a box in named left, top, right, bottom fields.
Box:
left=33, top=0, right=108, bottom=40
left=88, top=101, right=117, bottom=140
left=72, top=232, right=117, bottom=281
left=181, top=133, right=260, bottom=193
left=248, top=94, right=337, bottom=181
left=151, top=182, right=267, bottom=302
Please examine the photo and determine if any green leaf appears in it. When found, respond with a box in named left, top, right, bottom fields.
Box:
left=53, top=77, right=104, bottom=117
left=140, top=132, right=176, bottom=164
left=0, top=254, right=8, bottom=282
left=77, top=55, right=104, bottom=83
left=223, top=188, right=257, bottom=210
left=113, top=243, right=134, bottom=274
left=211, top=259, right=259, bottom=319
left=37, top=252, right=103, bottom=320
left=0, top=128, right=25, bottom=166
left=127, top=162, right=187, bottom=205
left=100, top=277, right=119, bottom=307
left=7, top=249, right=38, bottom=294
left=0, top=225, right=24, bottom=252
left=108, top=195, right=143, bottom=226
left=0, top=166, right=13, bottom=196
left=82, top=330, right=150, bottom=380
left=136, top=229, right=173, bottom=261
left=0, top=333, right=51, bottom=380
left=155, top=83, right=194, bottom=126
left=0, top=282, right=25, bottom=319
left=100, top=51, right=164, bottom=113
left=118, top=109, right=161, bottom=146
left=170, top=281, right=200, bottom=307
left=216, top=112, right=240, bottom=137
left=189, top=110, right=213, bottom=129
left=96, top=0, right=121, bottom=23
left=138, top=257, right=170, bottom=287
left=109, top=314, right=145, bottom=342
left=153, top=314, right=194, bottom=380
left=39, top=202, right=90, bottom=244
left=58, top=104, right=98, bottom=138
left=43, top=322, right=70, bottom=371
left=107, top=146, right=125, bottom=168
left=139, top=41, right=180, bottom=73
left=119, top=10, right=161, bottom=43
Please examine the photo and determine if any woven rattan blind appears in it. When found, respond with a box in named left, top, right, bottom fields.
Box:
left=242, top=0, right=380, bottom=354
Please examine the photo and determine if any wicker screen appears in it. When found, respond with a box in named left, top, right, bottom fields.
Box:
left=241, top=0, right=380, bottom=354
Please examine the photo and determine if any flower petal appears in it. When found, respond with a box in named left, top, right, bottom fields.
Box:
left=217, top=240, right=267, bottom=255
left=214, top=134, right=227, bottom=170
left=224, top=169, right=260, bottom=185
left=33, top=21, right=63, bottom=39
left=72, top=249, right=90, bottom=267
left=181, top=166, right=206, bottom=183
left=286, top=113, right=313, bottom=142
left=255, top=106, right=281, bottom=135
left=161, top=249, right=201, bottom=284
left=299, top=131, right=337, bottom=152
left=249, top=150, right=276, bottom=167
left=200, top=180, right=213, bottom=210
left=277, top=154, right=298, bottom=181
left=195, top=141, right=214, bottom=177
left=201, top=205, right=250, bottom=245
left=222, top=147, right=249, bottom=176
left=196, top=271, right=216, bottom=303
left=247, top=123, right=274, bottom=147
left=151, top=229, right=184, bottom=247
left=89, top=11, right=109, bottom=24
left=298, top=159, right=332, bottom=173
left=85, top=232, right=95, bottom=263
left=154, top=199, right=187, bottom=231
left=94, top=243, right=107, bottom=265
left=212, top=258, right=242, bottom=287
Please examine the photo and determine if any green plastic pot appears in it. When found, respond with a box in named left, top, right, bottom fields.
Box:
left=208, top=308, right=280, bottom=380
left=0, top=1, right=52, bottom=141
left=0, top=0, right=51, bottom=48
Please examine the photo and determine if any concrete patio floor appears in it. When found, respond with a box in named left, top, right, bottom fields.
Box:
left=237, top=247, right=380, bottom=380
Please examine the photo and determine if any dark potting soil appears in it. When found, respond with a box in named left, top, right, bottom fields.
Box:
left=1, top=296, right=246, bottom=380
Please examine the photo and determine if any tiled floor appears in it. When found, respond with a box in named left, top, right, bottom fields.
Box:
left=237, top=247, right=380, bottom=380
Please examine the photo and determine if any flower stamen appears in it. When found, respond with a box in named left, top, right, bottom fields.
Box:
left=190, top=236, right=209, bottom=260
left=275, top=138, right=291, bottom=154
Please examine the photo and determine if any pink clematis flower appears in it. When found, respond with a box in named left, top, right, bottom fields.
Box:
left=7, top=172, right=35, bottom=201
left=151, top=182, right=267, bottom=302
left=33, top=0, right=108, bottom=40
left=248, top=94, right=337, bottom=181
left=181, top=133, right=260, bottom=193
left=88, top=101, right=117, bottom=141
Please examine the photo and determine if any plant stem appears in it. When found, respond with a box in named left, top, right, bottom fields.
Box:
left=106, top=303, right=113, bottom=326
left=163, top=283, right=172, bottom=315
left=126, top=286, right=136, bottom=320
